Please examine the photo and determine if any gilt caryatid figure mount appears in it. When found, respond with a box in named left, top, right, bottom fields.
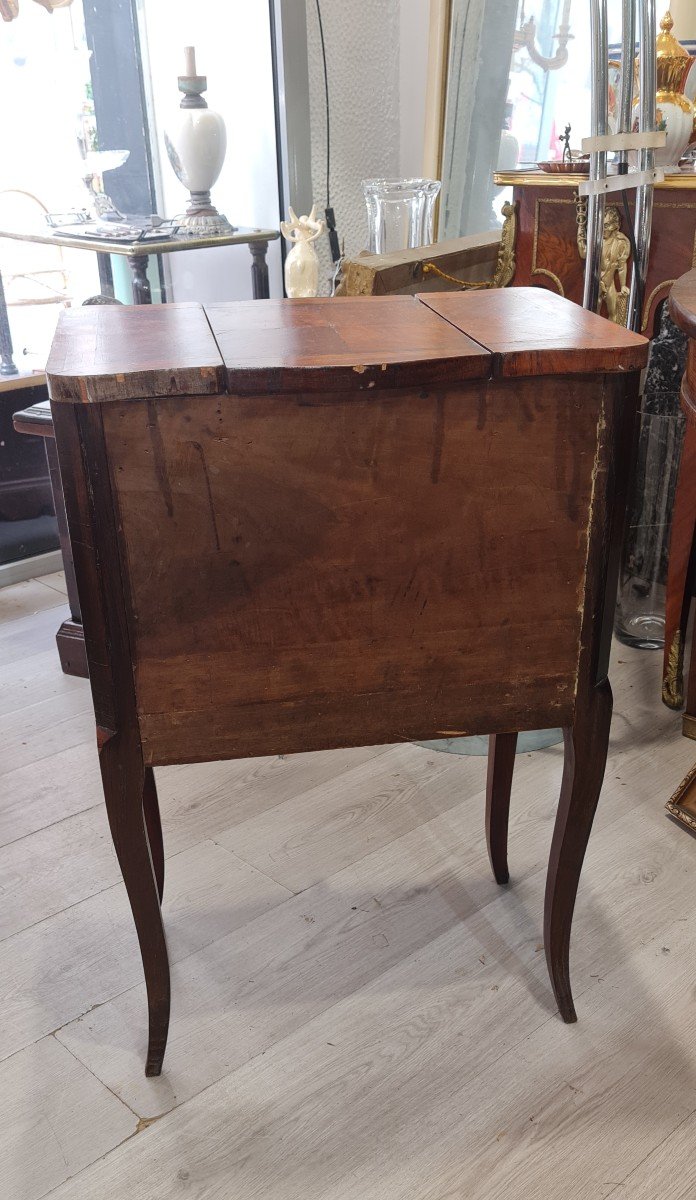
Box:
left=576, top=197, right=632, bottom=326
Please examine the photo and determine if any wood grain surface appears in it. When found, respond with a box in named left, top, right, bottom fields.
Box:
left=99, top=373, right=609, bottom=766
left=46, top=304, right=226, bottom=404
left=206, top=295, right=490, bottom=393
left=419, top=288, right=649, bottom=377
left=670, top=269, right=696, bottom=341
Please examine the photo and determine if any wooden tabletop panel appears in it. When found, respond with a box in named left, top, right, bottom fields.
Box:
left=418, top=288, right=649, bottom=377
left=205, top=296, right=491, bottom=393
left=670, top=269, right=696, bottom=339
left=46, top=304, right=226, bottom=404
left=47, top=290, right=648, bottom=406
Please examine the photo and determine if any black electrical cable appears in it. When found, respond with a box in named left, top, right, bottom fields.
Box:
left=621, top=188, right=644, bottom=332
left=314, top=0, right=330, bottom=209
left=615, top=155, right=644, bottom=330
left=314, top=0, right=341, bottom=262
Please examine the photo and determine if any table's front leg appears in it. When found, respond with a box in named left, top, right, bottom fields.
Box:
left=249, top=240, right=270, bottom=299
left=0, top=266, right=18, bottom=375
left=127, top=253, right=152, bottom=304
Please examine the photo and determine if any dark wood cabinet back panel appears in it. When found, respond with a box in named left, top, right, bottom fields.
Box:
left=102, top=374, right=605, bottom=764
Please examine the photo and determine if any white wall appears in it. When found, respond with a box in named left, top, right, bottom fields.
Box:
left=399, top=0, right=430, bottom=179
left=670, top=0, right=696, bottom=41
left=138, top=1, right=432, bottom=301
left=305, top=0, right=430, bottom=293
left=138, top=0, right=283, bottom=302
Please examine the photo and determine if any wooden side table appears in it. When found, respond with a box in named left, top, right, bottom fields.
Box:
left=0, top=225, right=280, bottom=377
left=45, top=291, right=647, bottom=1075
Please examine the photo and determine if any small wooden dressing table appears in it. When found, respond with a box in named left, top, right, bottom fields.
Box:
left=46, top=290, right=647, bottom=1075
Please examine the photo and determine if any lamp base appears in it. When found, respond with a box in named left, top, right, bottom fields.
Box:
left=176, top=190, right=235, bottom=237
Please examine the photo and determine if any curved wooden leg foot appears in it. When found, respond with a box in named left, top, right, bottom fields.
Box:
left=143, top=767, right=164, bottom=903
left=486, top=732, right=518, bottom=884
left=99, top=729, right=170, bottom=1075
left=544, top=681, right=612, bottom=1023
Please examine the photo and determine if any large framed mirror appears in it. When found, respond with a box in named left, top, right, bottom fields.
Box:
left=436, top=0, right=612, bottom=240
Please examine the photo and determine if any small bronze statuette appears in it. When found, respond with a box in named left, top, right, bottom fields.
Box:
left=559, top=123, right=572, bottom=165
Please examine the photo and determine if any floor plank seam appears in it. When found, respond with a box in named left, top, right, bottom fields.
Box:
left=0, top=801, right=103, bottom=855
left=0, top=727, right=97, bottom=781
left=208, top=839, right=295, bottom=896
left=50, top=1032, right=143, bottom=1122
left=33, top=578, right=69, bottom=598
left=600, top=1104, right=696, bottom=1197
left=0, top=829, right=296, bottom=952
left=196, top=741, right=398, bottom=838
left=0, top=599, right=69, bottom=628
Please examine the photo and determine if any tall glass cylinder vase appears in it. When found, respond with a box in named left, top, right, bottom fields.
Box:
left=362, top=178, right=441, bottom=254
left=615, top=304, right=688, bottom=648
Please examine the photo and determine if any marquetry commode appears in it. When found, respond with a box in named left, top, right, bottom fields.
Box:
left=46, top=289, right=647, bottom=1075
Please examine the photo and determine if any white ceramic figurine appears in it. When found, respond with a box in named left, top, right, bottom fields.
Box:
left=280, top=204, right=326, bottom=297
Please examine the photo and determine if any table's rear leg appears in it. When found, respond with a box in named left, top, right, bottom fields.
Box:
left=249, top=240, right=270, bottom=299
left=143, top=767, right=165, bottom=903
left=99, top=728, right=170, bottom=1075
left=544, top=680, right=612, bottom=1022
left=485, top=732, right=518, bottom=884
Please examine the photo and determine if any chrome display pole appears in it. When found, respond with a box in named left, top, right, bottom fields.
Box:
left=581, top=0, right=662, bottom=328
left=583, top=0, right=609, bottom=313
left=617, top=0, right=636, bottom=174
left=628, top=0, right=658, bottom=332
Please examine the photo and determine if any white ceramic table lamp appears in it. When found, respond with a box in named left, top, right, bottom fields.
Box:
left=164, top=46, right=234, bottom=236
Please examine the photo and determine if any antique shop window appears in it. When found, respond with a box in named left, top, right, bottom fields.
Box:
left=0, top=1, right=99, bottom=361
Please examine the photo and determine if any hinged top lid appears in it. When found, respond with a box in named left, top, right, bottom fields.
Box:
left=47, top=303, right=226, bottom=404
left=205, top=295, right=490, bottom=393
left=670, top=269, right=696, bottom=339
left=419, top=288, right=649, bottom=377
left=46, top=289, right=649, bottom=404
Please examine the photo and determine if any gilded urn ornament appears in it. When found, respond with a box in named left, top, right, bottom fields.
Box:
left=632, top=11, right=695, bottom=169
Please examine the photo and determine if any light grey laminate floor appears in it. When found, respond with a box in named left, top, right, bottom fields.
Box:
left=1, top=572, right=695, bottom=1200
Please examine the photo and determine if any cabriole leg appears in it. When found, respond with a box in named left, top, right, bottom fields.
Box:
left=544, top=681, right=612, bottom=1022
left=99, top=729, right=170, bottom=1075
